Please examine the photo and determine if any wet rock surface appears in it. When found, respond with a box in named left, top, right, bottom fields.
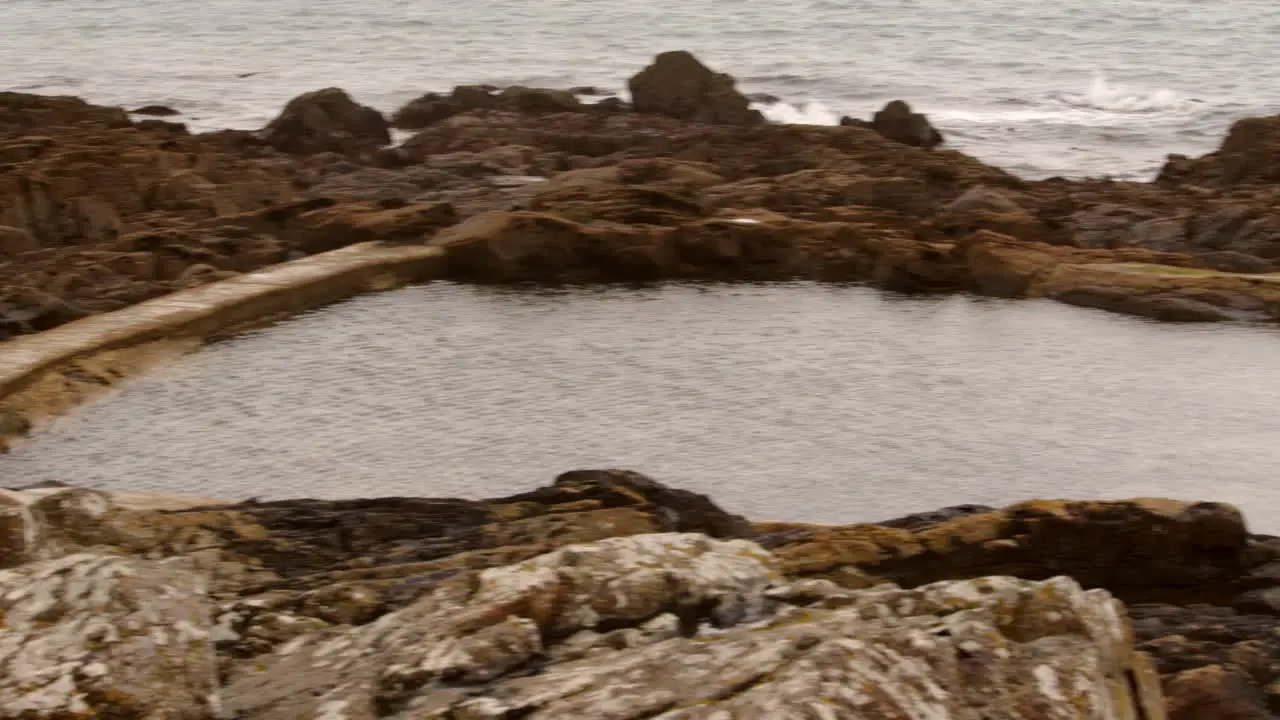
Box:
left=1, top=471, right=1279, bottom=716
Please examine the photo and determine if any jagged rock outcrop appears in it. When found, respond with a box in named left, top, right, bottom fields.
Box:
left=627, top=50, right=764, bottom=125
left=1158, top=114, right=1280, bottom=188
left=259, top=87, right=391, bottom=155
left=220, top=533, right=1163, bottom=719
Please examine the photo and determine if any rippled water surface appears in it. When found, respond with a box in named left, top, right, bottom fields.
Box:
left=5, top=0, right=1280, bottom=178
left=6, top=283, right=1280, bottom=529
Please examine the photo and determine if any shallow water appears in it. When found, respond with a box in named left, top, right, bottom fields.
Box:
left=5, top=0, right=1280, bottom=179
left=6, top=283, right=1280, bottom=530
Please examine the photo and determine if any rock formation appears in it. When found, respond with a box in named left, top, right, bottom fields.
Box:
left=843, top=99, right=945, bottom=149
left=259, top=87, right=391, bottom=155
left=391, top=85, right=586, bottom=129
left=627, top=50, right=764, bottom=125
left=4, top=470, right=1280, bottom=716
left=1158, top=114, right=1280, bottom=188
left=3, top=55, right=1280, bottom=344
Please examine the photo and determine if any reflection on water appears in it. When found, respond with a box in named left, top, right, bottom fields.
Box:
left=6, top=282, right=1280, bottom=530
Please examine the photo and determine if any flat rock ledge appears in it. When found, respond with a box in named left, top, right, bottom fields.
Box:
left=2, top=470, right=1278, bottom=718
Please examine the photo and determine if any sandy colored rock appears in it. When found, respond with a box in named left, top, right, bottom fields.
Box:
left=0, top=553, right=218, bottom=719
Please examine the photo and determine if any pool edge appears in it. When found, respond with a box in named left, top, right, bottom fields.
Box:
left=0, top=242, right=447, bottom=446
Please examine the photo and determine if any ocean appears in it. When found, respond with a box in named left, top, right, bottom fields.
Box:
left=5, top=0, right=1278, bottom=180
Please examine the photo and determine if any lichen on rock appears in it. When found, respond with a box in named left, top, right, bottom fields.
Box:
left=219, top=533, right=1162, bottom=719
left=0, top=553, right=219, bottom=719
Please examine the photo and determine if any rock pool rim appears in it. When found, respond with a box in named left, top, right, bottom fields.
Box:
left=0, top=241, right=446, bottom=448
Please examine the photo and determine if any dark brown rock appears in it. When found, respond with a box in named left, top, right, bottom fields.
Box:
left=1158, top=114, right=1280, bottom=188
left=392, top=85, right=583, bottom=130
left=130, top=104, right=181, bottom=117
left=1162, top=664, right=1272, bottom=720
left=627, top=50, right=764, bottom=125
left=0, top=225, right=38, bottom=255
left=499, top=85, right=581, bottom=113
left=390, top=91, right=456, bottom=129
left=259, top=87, right=390, bottom=155
left=0, top=91, right=131, bottom=133
left=870, top=100, right=944, bottom=148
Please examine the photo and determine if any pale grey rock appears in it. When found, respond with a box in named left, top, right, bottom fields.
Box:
left=221, top=533, right=778, bottom=719
left=221, top=533, right=1165, bottom=720
left=943, top=185, right=1025, bottom=214
left=0, top=553, right=219, bottom=719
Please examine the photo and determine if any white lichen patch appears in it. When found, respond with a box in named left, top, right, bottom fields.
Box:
left=0, top=552, right=219, bottom=719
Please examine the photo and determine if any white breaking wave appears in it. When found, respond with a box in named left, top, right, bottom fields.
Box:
left=931, top=74, right=1194, bottom=128
left=755, top=100, right=841, bottom=126
left=1054, top=74, right=1184, bottom=113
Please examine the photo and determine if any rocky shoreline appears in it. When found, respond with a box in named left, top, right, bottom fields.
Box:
left=4, top=51, right=1280, bottom=717
left=3, top=471, right=1279, bottom=718
left=3, top=50, right=1280, bottom=341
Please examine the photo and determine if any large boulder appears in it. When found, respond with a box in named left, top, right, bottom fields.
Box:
left=260, top=87, right=391, bottom=155
left=869, top=99, right=944, bottom=148
left=627, top=50, right=764, bottom=125
left=0, top=553, right=219, bottom=718
left=222, top=532, right=1164, bottom=719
